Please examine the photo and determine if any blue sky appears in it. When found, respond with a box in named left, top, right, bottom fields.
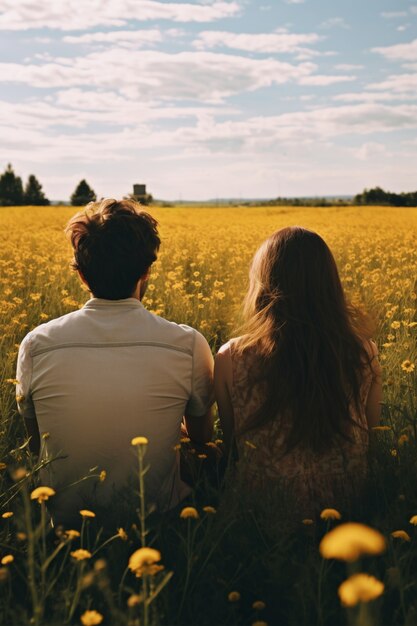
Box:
left=0, top=0, right=416, bottom=200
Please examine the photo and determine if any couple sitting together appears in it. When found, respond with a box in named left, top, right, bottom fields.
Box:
left=16, top=199, right=382, bottom=527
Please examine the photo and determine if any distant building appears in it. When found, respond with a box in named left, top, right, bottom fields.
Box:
left=131, top=184, right=152, bottom=205
left=133, top=184, right=147, bottom=198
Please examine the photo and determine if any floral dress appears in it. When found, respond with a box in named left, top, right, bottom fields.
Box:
left=228, top=339, right=374, bottom=516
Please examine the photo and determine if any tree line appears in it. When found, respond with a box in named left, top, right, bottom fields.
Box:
left=0, top=164, right=97, bottom=207
left=353, top=186, right=417, bottom=207
left=248, top=186, right=417, bottom=208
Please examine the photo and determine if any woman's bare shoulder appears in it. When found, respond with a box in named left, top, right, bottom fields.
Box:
left=216, top=336, right=242, bottom=357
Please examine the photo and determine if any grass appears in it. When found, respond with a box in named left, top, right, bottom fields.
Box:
left=0, top=204, right=417, bottom=625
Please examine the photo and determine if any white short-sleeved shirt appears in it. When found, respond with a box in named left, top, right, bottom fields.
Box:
left=16, top=298, right=214, bottom=524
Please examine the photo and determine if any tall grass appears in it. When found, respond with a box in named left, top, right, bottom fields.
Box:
left=0, top=205, right=417, bottom=625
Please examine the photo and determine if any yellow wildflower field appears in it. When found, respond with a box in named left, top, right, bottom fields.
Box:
left=0, top=204, right=415, bottom=407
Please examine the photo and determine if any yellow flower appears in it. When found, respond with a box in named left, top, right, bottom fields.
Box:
left=13, top=468, right=28, bottom=481
left=65, top=530, right=81, bottom=540
left=128, top=547, right=163, bottom=577
left=252, top=600, right=266, bottom=610
left=228, top=591, right=241, bottom=602
left=180, top=437, right=191, bottom=443
left=94, top=559, right=107, bottom=572
left=30, top=486, right=56, bottom=503
left=117, top=527, right=128, bottom=540
left=2, top=512, right=13, bottom=519
left=131, top=436, right=148, bottom=446
left=302, top=519, right=314, bottom=525
left=1, top=555, right=14, bottom=565
left=70, top=549, right=92, bottom=561
left=252, top=622, right=268, bottom=626
left=0, top=463, right=6, bottom=470
left=198, top=454, right=207, bottom=459
left=372, top=425, right=391, bottom=431
left=398, top=434, right=409, bottom=446
left=338, top=574, right=384, bottom=607
left=203, top=506, right=216, bottom=514
left=401, top=360, right=415, bottom=373
left=409, top=515, right=417, bottom=526
left=390, top=321, right=401, bottom=329
left=391, top=530, right=411, bottom=542
left=180, top=506, right=199, bottom=519
left=127, top=594, right=143, bottom=607
left=391, top=449, right=398, bottom=457
left=99, top=470, right=106, bottom=482
left=79, top=509, right=95, bottom=518
left=320, top=508, right=342, bottom=521
left=80, top=610, right=103, bottom=626
left=319, top=522, right=386, bottom=561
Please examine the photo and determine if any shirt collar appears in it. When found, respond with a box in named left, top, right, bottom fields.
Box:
left=83, top=297, right=144, bottom=310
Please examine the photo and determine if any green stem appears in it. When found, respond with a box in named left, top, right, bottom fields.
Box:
left=177, top=519, right=192, bottom=619
left=22, top=485, right=41, bottom=626
left=66, top=562, right=85, bottom=623
left=137, top=447, right=147, bottom=548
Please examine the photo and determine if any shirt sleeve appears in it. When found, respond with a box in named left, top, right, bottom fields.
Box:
left=185, top=329, right=214, bottom=417
left=16, top=332, right=37, bottom=420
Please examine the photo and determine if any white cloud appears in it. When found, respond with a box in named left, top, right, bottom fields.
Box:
left=284, top=0, right=305, bottom=4
left=62, top=29, right=162, bottom=48
left=0, top=0, right=240, bottom=31
left=334, top=64, right=363, bottom=71
left=0, top=92, right=238, bottom=134
left=3, top=100, right=416, bottom=166
left=372, top=39, right=417, bottom=62
left=368, top=73, right=417, bottom=94
left=193, top=29, right=322, bottom=54
left=298, top=74, right=356, bottom=86
left=320, top=17, right=349, bottom=29
left=354, top=142, right=389, bottom=160
left=397, top=25, right=410, bottom=32
left=0, top=49, right=317, bottom=102
left=334, top=91, right=417, bottom=103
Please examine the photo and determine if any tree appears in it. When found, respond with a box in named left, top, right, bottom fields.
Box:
left=70, top=179, right=97, bottom=206
left=127, top=192, right=153, bottom=206
left=23, top=174, right=50, bottom=205
left=0, top=163, right=24, bottom=206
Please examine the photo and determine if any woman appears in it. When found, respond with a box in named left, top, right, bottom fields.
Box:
left=214, top=226, right=382, bottom=515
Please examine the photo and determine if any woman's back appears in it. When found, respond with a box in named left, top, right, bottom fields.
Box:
left=221, top=337, right=378, bottom=516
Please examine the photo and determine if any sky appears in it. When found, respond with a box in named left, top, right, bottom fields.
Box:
left=0, top=0, right=416, bottom=201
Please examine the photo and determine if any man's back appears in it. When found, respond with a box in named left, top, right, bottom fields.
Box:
left=17, top=297, right=213, bottom=526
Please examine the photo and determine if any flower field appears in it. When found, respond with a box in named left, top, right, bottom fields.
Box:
left=0, top=204, right=417, bottom=625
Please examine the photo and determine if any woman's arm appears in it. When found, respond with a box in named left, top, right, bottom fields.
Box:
left=365, top=340, right=382, bottom=428
left=214, top=344, right=235, bottom=453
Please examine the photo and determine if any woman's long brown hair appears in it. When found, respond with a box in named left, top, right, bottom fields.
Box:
left=236, top=226, right=372, bottom=453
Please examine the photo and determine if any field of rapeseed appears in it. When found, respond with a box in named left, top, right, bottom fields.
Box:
left=0, top=204, right=417, bottom=625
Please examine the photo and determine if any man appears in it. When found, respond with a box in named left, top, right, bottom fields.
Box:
left=16, top=198, right=214, bottom=527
